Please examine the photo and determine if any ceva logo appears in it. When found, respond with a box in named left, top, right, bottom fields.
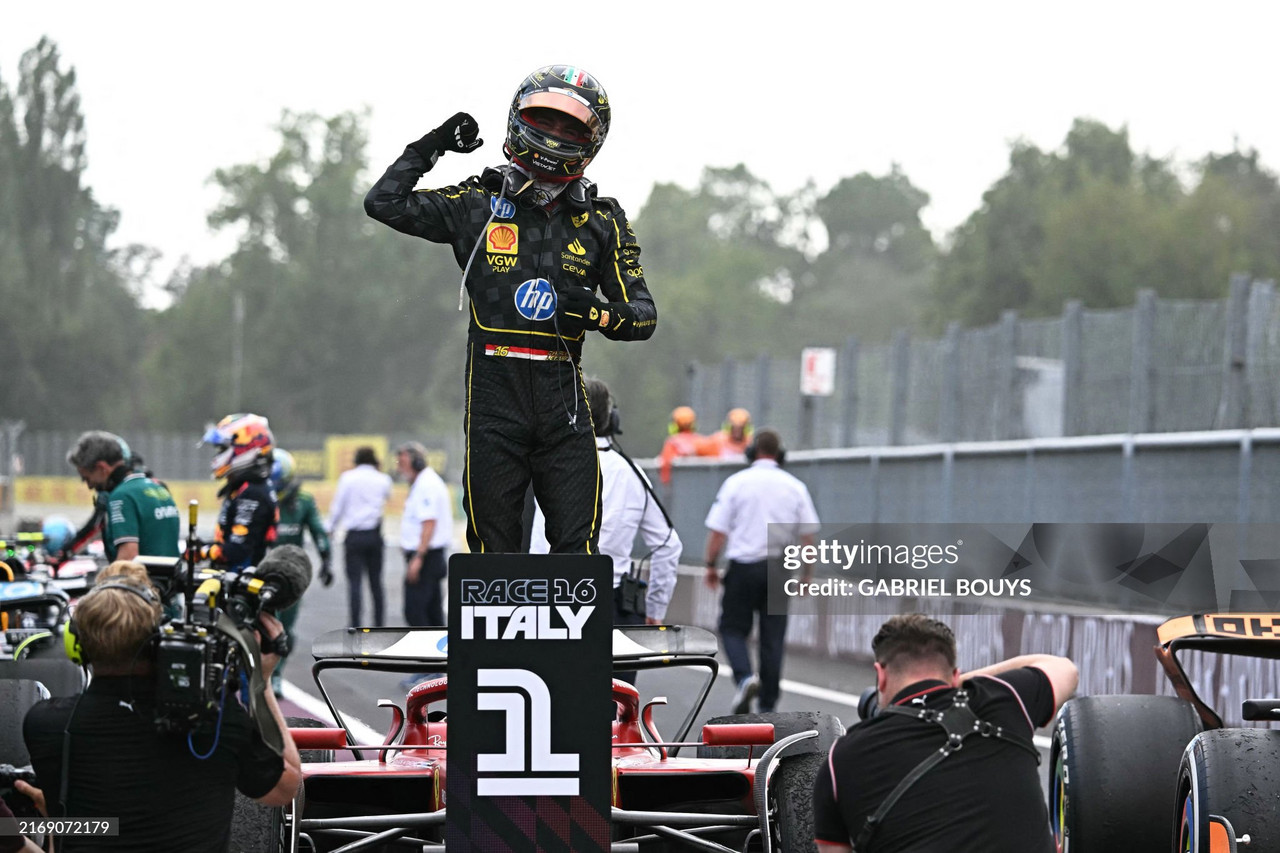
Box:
left=514, top=278, right=557, bottom=321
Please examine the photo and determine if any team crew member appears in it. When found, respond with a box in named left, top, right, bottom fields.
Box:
left=328, top=446, right=393, bottom=627
left=531, top=378, right=682, bottom=639
left=701, top=407, right=753, bottom=461
left=658, top=406, right=703, bottom=485
left=395, top=442, right=454, bottom=628
left=704, top=429, right=819, bottom=714
left=201, top=414, right=279, bottom=570
left=813, top=614, right=1078, bottom=852
left=268, top=448, right=333, bottom=697
left=19, top=561, right=301, bottom=852
left=65, top=431, right=180, bottom=561
left=364, top=65, right=657, bottom=555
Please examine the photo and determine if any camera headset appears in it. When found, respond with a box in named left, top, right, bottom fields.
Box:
left=586, top=378, right=622, bottom=439
left=63, top=581, right=160, bottom=666
left=398, top=442, right=428, bottom=474
left=744, top=437, right=787, bottom=466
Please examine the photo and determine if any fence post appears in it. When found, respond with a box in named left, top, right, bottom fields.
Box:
left=889, top=329, right=911, bottom=446
left=1246, top=279, right=1275, bottom=427
left=840, top=335, right=860, bottom=447
left=940, top=322, right=961, bottom=443
left=1061, top=300, right=1083, bottom=436
left=754, top=354, right=771, bottom=431
left=997, top=311, right=1019, bottom=440
left=1129, top=289, right=1156, bottom=434
left=721, top=357, right=737, bottom=427
left=1216, top=274, right=1251, bottom=429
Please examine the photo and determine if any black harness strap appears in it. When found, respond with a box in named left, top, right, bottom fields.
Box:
left=854, top=689, right=1040, bottom=851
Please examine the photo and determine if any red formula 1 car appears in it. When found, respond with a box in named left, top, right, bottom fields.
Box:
left=1049, top=612, right=1280, bottom=853
left=234, top=625, right=844, bottom=853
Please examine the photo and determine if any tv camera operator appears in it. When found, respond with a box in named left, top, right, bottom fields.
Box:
left=16, top=546, right=306, bottom=852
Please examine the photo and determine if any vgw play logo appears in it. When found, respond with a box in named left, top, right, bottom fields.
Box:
left=514, top=278, right=557, bottom=321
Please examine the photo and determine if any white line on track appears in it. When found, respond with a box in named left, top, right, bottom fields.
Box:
left=281, top=680, right=382, bottom=745
left=717, top=669, right=1053, bottom=750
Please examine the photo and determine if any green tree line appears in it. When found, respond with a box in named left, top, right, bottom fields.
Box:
left=4, top=38, right=1280, bottom=455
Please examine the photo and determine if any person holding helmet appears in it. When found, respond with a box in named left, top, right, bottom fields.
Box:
left=267, top=449, right=332, bottom=697
left=201, top=413, right=279, bottom=570
left=658, top=406, right=704, bottom=485
left=364, top=65, right=657, bottom=555
left=65, top=431, right=180, bottom=562
left=701, top=408, right=754, bottom=461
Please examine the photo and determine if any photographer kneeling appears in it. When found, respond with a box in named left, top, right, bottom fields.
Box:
left=17, top=561, right=301, bottom=852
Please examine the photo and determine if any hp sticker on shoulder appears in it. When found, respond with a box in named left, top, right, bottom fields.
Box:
left=514, top=278, right=557, bottom=321
left=490, top=196, right=516, bottom=219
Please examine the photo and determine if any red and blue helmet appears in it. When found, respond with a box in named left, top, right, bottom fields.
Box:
left=201, top=413, right=274, bottom=480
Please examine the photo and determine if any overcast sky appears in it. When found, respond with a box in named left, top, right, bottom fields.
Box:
left=6, top=2, right=1280, bottom=292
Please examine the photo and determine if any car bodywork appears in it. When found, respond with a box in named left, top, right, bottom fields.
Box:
left=264, top=624, right=834, bottom=853
left=1050, top=611, right=1280, bottom=853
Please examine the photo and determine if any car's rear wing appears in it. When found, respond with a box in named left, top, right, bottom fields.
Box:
left=1157, top=613, right=1280, bottom=646
left=310, top=624, right=719, bottom=664
left=1155, top=612, right=1280, bottom=731
left=309, top=625, right=722, bottom=749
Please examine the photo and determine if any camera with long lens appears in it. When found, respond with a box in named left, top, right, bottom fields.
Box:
left=137, top=502, right=310, bottom=734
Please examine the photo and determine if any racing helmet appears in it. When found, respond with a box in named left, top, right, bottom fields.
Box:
left=669, top=406, right=697, bottom=434
left=201, top=413, right=274, bottom=480
left=42, top=515, right=75, bottom=554
left=505, top=65, right=610, bottom=180
left=270, top=448, right=296, bottom=492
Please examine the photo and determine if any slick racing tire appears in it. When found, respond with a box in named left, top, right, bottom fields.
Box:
left=1176, top=729, right=1280, bottom=853
left=769, top=752, right=823, bottom=853
left=697, top=711, right=844, bottom=759
left=229, top=717, right=331, bottom=853
left=1050, top=694, right=1200, bottom=853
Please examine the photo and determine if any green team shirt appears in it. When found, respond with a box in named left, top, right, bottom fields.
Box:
left=275, top=487, right=330, bottom=554
left=104, top=472, right=181, bottom=560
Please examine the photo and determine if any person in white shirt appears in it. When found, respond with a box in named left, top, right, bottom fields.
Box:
left=327, top=446, right=393, bottom=627
left=395, top=442, right=454, bottom=628
left=531, top=378, right=682, bottom=681
left=704, top=429, right=819, bottom=714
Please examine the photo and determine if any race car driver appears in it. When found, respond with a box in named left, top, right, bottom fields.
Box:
left=364, top=65, right=656, bottom=555
left=201, top=413, right=279, bottom=570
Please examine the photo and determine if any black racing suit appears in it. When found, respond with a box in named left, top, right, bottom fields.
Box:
left=365, top=146, right=656, bottom=554
left=211, top=475, right=279, bottom=570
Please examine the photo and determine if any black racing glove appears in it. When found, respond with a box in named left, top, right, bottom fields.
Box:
left=557, top=287, right=635, bottom=335
left=409, top=112, right=483, bottom=163
left=319, top=553, right=334, bottom=588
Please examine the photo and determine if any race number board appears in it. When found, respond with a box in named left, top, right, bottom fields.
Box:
left=446, top=553, right=612, bottom=853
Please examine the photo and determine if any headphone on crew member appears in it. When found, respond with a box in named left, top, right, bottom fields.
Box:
left=63, top=582, right=161, bottom=665
left=585, top=378, right=621, bottom=437
left=398, top=442, right=428, bottom=473
left=744, top=435, right=787, bottom=466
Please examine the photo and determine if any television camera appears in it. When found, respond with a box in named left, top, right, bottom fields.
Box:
left=134, top=502, right=309, bottom=744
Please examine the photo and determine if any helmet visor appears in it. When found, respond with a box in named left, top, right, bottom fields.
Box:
left=518, top=89, right=602, bottom=140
